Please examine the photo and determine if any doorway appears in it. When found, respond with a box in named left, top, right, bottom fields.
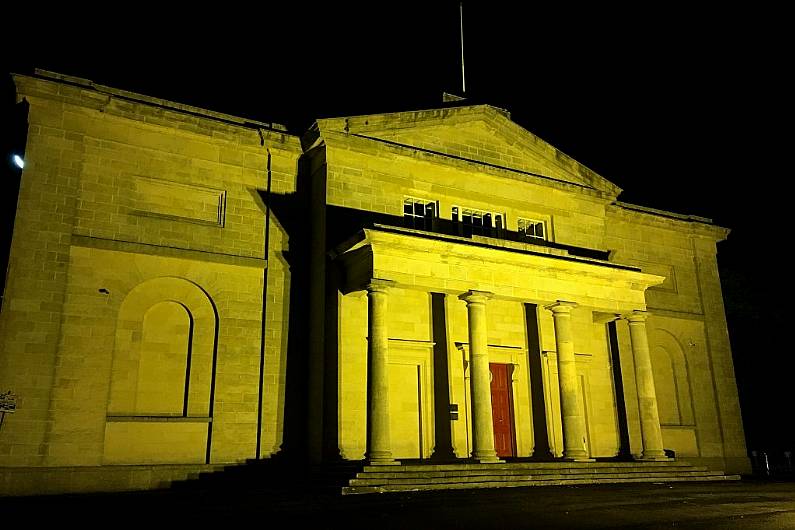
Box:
left=489, top=363, right=516, bottom=458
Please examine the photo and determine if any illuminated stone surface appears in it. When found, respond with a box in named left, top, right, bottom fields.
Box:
left=459, top=290, right=500, bottom=463
left=0, top=70, right=749, bottom=495
left=545, top=301, right=591, bottom=461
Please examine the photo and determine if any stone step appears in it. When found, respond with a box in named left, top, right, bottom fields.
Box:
left=349, top=470, right=726, bottom=487
left=362, top=460, right=689, bottom=473
left=342, top=474, right=740, bottom=495
left=355, top=465, right=709, bottom=479
left=170, top=460, right=363, bottom=493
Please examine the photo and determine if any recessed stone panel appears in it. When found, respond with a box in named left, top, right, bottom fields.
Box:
left=130, top=176, right=226, bottom=226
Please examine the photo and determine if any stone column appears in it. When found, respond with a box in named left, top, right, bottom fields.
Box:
left=545, top=301, right=591, bottom=461
left=459, top=290, right=501, bottom=463
left=625, top=310, right=668, bottom=460
left=366, top=280, right=398, bottom=465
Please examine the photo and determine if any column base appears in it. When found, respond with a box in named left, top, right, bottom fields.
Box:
left=474, top=457, right=505, bottom=464
left=637, top=455, right=673, bottom=462
left=366, top=458, right=401, bottom=466
left=366, top=450, right=400, bottom=466
left=472, top=450, right=502, bottom=463
left=563, top=450, right=593, bottom=462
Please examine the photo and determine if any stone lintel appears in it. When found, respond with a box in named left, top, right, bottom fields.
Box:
left=593, top=311, right=622, bottom=324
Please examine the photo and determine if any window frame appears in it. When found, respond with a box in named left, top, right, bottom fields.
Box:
left=452, top=205, right=506, bottom=237
left=517, top=217, right=547, bottom=241
left=403, top=196, right=439, bottom=231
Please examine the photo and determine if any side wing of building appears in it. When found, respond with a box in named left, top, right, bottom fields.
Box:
left=605, top=203, right=747, bottom=473
left=0, top=72, right=301, bottom=494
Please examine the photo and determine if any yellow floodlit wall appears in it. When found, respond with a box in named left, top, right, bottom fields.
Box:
left=0, top=71, right=749, bottom=496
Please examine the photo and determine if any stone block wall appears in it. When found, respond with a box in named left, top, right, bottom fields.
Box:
left=605, top=204, right=749, bottom=473
left=323, top=138, right=609, bottom=251
left=0, top=71, right=750, bottom=497
left=0, top=72, right=301, bottom=482
left=322, top=111, right=748, bottom=472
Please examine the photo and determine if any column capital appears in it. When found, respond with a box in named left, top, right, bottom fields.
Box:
left=458, top=290, right=494, bottom=304
left=624, top=310, right=650, bottom=323
left=366, top=278, right=396, bottom=294
left=544, top=300, right=578, bottom=314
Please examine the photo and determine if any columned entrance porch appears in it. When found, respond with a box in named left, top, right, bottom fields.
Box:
left=333, top=227, right=668, bottom=469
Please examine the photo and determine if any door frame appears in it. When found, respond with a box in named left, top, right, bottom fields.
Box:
left=490, top=362, right=517, bottom=458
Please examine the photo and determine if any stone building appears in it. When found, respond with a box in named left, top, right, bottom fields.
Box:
left=0, top=70, right=749, bottom=495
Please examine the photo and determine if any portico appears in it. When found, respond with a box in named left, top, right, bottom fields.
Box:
left=333, top=225, right=668, bottom=465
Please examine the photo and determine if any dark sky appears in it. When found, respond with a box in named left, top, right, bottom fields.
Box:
left=1, top=4, right=792, bottom=454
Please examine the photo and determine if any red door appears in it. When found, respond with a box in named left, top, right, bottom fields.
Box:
left=490, top=363, right=516, bottom=458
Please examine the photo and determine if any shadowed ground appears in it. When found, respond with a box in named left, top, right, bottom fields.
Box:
left=3, top=479, right=795, bottom=528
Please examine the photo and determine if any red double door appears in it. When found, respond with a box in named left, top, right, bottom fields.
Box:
left=489, top=363, right=516, bottom=458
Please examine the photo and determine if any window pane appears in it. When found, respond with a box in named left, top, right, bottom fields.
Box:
left=425, top=203, right=435, bottom=217
left=414, top=202, right=424, bottom=216
left=404, top=201, right=413, bottom=215
left=495, top=215, right=503, bottom=230
left=484, top=213, right=492, bottom=228
left=452, top=206, right=458, bottom=221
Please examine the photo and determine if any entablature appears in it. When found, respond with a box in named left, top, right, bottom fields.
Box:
left=333, top=227, right=664, bottom=313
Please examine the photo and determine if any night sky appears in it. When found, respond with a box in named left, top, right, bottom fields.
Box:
left=1, top=4, right=792, bottom=456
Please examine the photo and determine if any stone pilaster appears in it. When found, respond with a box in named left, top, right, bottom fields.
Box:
left=545, top=301, right=592, bottom=461
left=459, top=290, right=501, bottom=463
left=625, top=310, right=668, bottom=461
left=366, top=279, right=398, bottom=465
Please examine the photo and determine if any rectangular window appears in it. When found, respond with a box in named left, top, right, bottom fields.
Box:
left=403, top=197, right=437, bottom=231
left=452, top=206, right=505, bottom=238
left=518, top=217, right=546, bottom=240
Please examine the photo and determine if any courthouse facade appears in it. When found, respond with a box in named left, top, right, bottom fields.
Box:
left=0, top=71, right=749, bottom=495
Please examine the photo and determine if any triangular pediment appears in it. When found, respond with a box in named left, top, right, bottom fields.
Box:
left=316, top=105, right=621, bottom=197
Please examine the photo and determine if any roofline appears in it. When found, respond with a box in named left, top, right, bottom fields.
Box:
left=314, top=104, right=622, bottom=198
left=351, top=132, right=600, bottom=193
left=610, top=201, right=730, bottom=241
left=614, top=201, right=714, bottom=224
left=319, top=130, right=616, bottom=201
left=23, top=69, right=290, bottom=133
left=313, top=102, right=512, bottom=125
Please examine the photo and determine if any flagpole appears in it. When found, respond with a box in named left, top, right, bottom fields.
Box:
left=460, top=2, right=466, bottom=94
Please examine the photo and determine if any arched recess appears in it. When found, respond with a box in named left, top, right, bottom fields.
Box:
left=650, top=328, right=694, bottom=426
left=137, top=300, right=192, bottom=414
left=108, top=277, right=217, bottom=417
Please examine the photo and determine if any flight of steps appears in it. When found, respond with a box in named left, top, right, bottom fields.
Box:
left=342, top=460, right=740, bottom=495
left=170, top=459, right=361, bottom=497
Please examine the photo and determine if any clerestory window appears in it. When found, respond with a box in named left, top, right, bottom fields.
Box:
left=452, top=205, right=505, bottom=237
left=517, top=217, right=546, bottom=241
left=403, top=197, right=438, bottom=231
